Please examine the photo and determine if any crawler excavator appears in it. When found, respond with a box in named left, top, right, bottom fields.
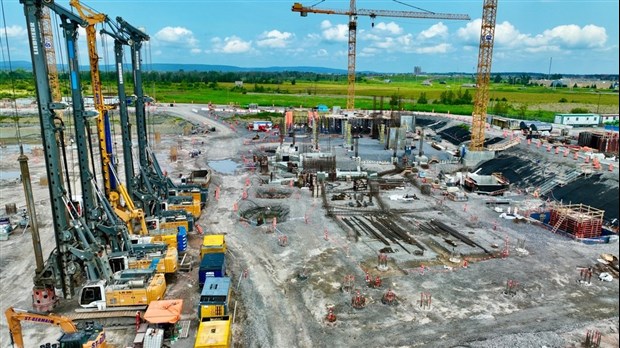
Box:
left=20, top=0, right=166, bottom=317
left=5, top=307, right=106, bottom=348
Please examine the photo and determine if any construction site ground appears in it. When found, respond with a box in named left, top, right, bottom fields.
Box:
left=0, top=104, right=618, bottom=348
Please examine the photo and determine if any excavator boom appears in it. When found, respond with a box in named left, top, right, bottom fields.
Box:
left=5, top=307, right=107, bottom=348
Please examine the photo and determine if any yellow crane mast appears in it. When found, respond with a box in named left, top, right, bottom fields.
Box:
left=292, top=1, right=470, bottom=110
left=469, top=0, right=498, bottom=151
left=41, top=7, right=61, bottom=105
left=69, top=0, right=113, bottom=193
left=70, top=0, right=148, bottom=236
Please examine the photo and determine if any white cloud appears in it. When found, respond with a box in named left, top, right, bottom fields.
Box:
left=154, top=27, right=198, bottom=47
left=257, top=30, right=294, bottom=48
left=541, top=24, right=607, bottom=49
left=456, top=19, right=484, bottom=44
left=417, top=23, right=449, bottom=41
left=210, top=36, right=253, bottom=54
left=456, top=19, right=608, bottom=53
left=396, top=34, right=414, bottom=48
left=2, top=25, right=26, bottom=38
left=355, top=20, right=455, bottom=56
left=316, top=48, right=328, bottom=57
left=320, top=20, right=348, bottom=42
left=414, top=43, right=451, bottom=54
left=320, top=20, right=332, bottom=30
left=372, top=22, right=403, bottom=36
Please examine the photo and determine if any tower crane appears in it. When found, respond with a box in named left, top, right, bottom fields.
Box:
left=469, top=0, right=498, bottom=151
left=292, top=1, right=470, bottom=110
left=41, top=7, right=61, bottom=106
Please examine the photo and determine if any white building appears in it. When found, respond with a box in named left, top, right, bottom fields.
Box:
left=554, top=113, right=600, bottom=127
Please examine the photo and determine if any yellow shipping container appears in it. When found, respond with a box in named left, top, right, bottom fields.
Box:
left=194, top=317, right=231, bottom=348
left=200, top=304, right=226, bottom=319
left=200, top=235, right=227, bottom=259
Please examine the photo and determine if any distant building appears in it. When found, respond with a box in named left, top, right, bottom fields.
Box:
left=316, top=104, right=329, bottom=112
left=490, top=115, right=521, bottom=130
left=520, top=121, right=553, bottom=133
left=15, top=98, right=35, bottom=106
left=554, top=113, right=600, bottom=127
left=601, top=114, right=619, bottom=124
left=550, top=79, right=568, bottom=88
left=414, top=66, right=422, bottom=75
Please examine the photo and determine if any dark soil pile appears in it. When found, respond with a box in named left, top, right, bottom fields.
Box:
left=484, top=137, right=506, bottom=146
left=551, top=173, right=619, bottom=223
left=415, top=118, right=447, bottom=129
left=476, top=154, right=547, bottom=188
left=477, top=154, right=619, bottom=222
left=439, top=125, right=471, bottom=145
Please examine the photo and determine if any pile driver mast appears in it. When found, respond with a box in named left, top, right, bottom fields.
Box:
left=70, top=0, right=150, bottom=235
left=68, top=0, right=114, bottom=194
left=116, top=16, right=205, bottom=220
left=469, top=0, right=498, bottom=151
left=292, top=1, right=470, bottom=110
left=21, top=2, right=176, bottom=315
left=20, top=0, right=114, bottom=310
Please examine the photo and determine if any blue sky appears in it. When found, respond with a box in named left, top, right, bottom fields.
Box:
left=2, top=0, right=618, bottom=74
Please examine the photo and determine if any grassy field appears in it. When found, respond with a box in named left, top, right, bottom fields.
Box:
left=0, top=113, right=191, bottom=145
left=2, top=76, right=618, bottom=125
left=151, top=77, right=619, bottom=121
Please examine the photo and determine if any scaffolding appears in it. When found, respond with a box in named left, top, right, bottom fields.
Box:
left=549, top=203, right=604, bottom=239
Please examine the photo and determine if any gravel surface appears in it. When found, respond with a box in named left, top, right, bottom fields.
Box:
left=1, top=104, right=618, bottom=348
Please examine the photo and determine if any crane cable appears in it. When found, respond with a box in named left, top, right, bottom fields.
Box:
left=0, top=0, right=24, bottom=150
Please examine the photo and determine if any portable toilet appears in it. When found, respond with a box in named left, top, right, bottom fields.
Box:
left=177, top=226, right=188, bottom=253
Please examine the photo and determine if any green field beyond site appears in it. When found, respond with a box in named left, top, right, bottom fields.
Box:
left=1, top=72, right=618, bottom=125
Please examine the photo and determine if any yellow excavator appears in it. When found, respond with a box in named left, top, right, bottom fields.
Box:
left=5, top=307, right=107, bottom=348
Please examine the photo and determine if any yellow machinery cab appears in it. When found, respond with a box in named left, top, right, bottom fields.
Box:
left=104, top=272, right=166, bottom=307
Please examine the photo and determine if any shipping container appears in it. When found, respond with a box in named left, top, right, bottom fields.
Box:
left=194, top=316, right=232, bottom=348
left=199, top=276, right=231, bottom=319
left=198, top=253, right=226, bottom=287
left=201, top=235, right=227, bottom=259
